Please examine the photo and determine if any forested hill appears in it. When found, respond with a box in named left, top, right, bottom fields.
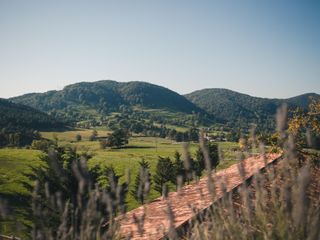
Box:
left=11, top=80, right=203, bottom=115
left=185, top=88, right=320, bottom=130
left=0, top=98, right=64, bottom=131
left=9, top=81, right=319, bottom=131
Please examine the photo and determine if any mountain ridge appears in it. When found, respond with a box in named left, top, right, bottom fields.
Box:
left=185, top=87, right=319, bottom=101
left=11, top=80, right=202, bottom=113
left=8, top=80, right=319, bottom=131
left=10, top=80, right=208, bottom=126
left=185, top=88, right=319, bottom=130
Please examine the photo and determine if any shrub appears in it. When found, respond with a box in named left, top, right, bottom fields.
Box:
left=99, top=139, right=107, bottom=149
left=89, top=130, right=98, bottom=141
left=31, top=139, right=55, bottom=152
left=75, top=133, right=82, bottom=141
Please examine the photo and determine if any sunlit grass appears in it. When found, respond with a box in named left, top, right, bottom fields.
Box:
left=0, top=132, right=240, bottom=211
left=41, top=129, right=110, bottom=142
left=0, top=148, right=44, bottom=195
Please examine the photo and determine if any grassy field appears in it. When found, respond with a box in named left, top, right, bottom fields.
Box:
left=0, top=148, right=45, bottom=238
left=88, top=136, right=200, bottom=209
left=0, top=131, right=240, bottom=238
left=41, top=132, right=201, bottom=209
left=41, top=129, right=111, bottom=142
left=0, top=149, right=44, bottom=195
left=0, top=131, right=240, bottom=216
left=216, top=141, right=239, bottom=161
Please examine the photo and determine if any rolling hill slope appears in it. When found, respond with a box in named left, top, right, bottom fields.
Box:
left=10, top=80, right=211, bottom=129
left=11, top=80, right=202, bottom=113
left=0, top=98, right=64, bottom=131
left=9, top=81, right=319, bottom=131
left=185, top=88, right=319, bottom=131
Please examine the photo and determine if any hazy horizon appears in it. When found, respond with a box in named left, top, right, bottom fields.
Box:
left=1, top=0, right=319, bottom=98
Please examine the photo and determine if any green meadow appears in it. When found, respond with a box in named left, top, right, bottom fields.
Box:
left=0, top=149, right=44, bottom=196
left=0, top=130, right=239, bottom=211
left=0, top=129, right=240, bottom=238
left=0, top=149, right=45, bottom=238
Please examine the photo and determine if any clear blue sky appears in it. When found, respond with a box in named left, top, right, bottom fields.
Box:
left=0, top=0, right=319, bottom=98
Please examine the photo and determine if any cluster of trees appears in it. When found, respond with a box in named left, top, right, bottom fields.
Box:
left=77, top=129, right=138, bottom=149
left=0, top=129, right=41, bottom=147
left=131, top=142, right=219, bottom=204
left=69, top=125, right=203, bottom=151
left=0, top=99, right=64, bottom=147
left=109, top=106, right=205, bottom=127
left=288, top=98, right=320, bottom=149
left=64, top=107, right=203, bottom=143
left=31, top=138, right=56, bottom=152
left=69, top=123, right=200, bottom=150
left=24, top=145, right=128, bottom=238
left=32, top=140, right=218, bottom=205
left=100, top=129, right=129, bottom=149
left=0, top=98, right=64, bottom=131
left=235, top=98, right=320, bottom=151
left=105, top=108, right=202, bottom=141
left=31, top=141, right=219, bottom=208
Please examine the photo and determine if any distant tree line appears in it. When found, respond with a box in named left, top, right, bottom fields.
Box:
left=0, top=128, right=41, bottom=147
left=0, top=98, right=64, bottom=147
left=101, top=107, right=202, bottom=141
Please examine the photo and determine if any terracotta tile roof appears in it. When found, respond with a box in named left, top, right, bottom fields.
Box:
left=119, top=153, right=281, bottom=239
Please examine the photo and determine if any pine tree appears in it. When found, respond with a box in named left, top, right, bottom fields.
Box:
left=104, top=166, right=128, bottom=214
left=182, top=148, right=195, bottom=184
left=195, top=147, right=205, bottom=171
left=153, top=157, right=174, bottom=195
left=195, top=143, right=219, bottom=171
left=131, top=159, right=151, bottom=204
left=208, top=143, right=219, bottom=169
left=173, top=151, right=185, bottom=183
